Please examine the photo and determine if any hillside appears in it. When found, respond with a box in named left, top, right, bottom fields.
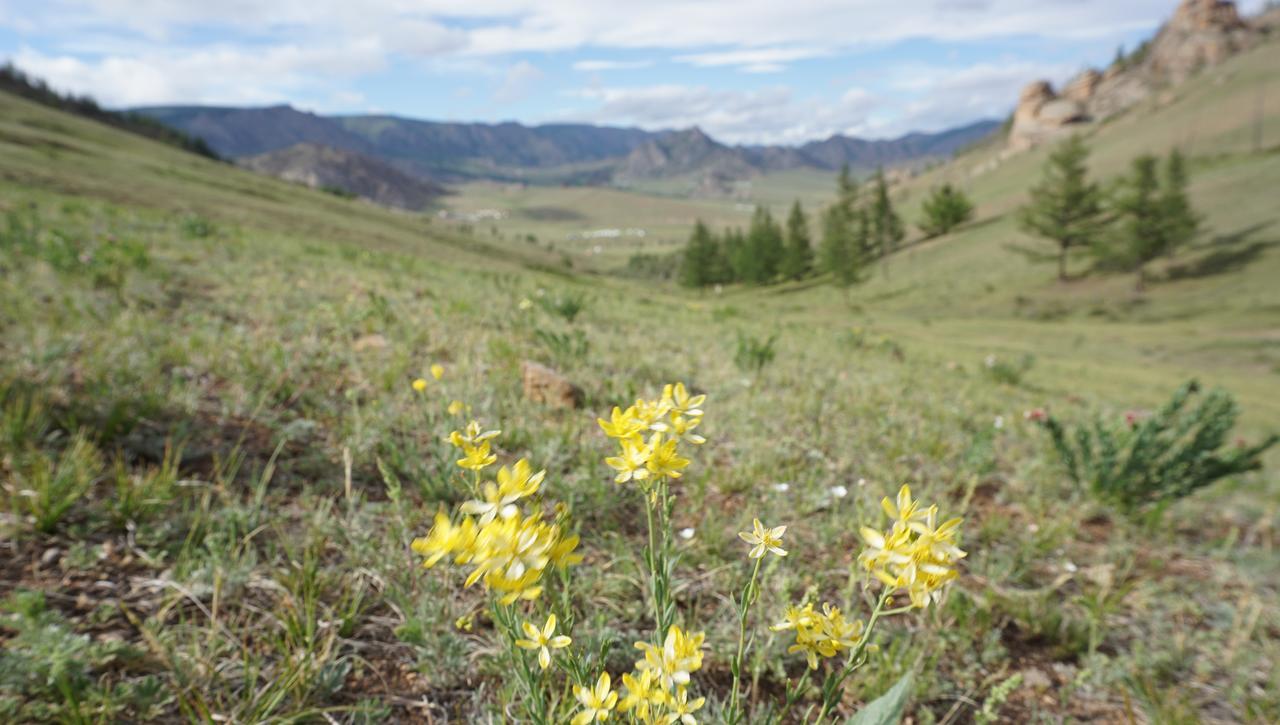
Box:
left=1, top=13, right=1279, bottom=724
left=240, top=143, right=447, bottom=211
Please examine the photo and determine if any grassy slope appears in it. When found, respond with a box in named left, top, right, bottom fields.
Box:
left=0, top=41, right=1277, bottom=724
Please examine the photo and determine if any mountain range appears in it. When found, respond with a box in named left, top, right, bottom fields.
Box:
left=136, top=104, right=998, bottom=191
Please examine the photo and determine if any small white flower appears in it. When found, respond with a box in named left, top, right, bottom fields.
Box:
left=678, top=527, right=695, bottom=540
left=1027, top=523, right=1040, bottom=533
left=985, top=354, right=997, bottom=368
left=829, top=485, right=848, bottom=499
left=994, top=415, right=1005, bottom=430
left=856, top=477, right=867, bottom=487
left=1064, top=561, right=1078, bottom=573
left=772, top=482, right=790, bottom=493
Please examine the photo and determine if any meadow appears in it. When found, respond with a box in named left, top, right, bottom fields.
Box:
left=0, top=38, right=1279, bottom=725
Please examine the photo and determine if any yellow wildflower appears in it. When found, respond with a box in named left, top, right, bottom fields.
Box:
left=515, top=613, right=571, bottom=670
left=645, top=435, right=689, bottom=480
left=572, top=672, right=618, bottom=725
left=448, top=399, right=465, bottom=416
left=668, top=415, right=706, bottom=445
left=606, top=437, right=651, bottom=484
left=635, top=625, right=705, bottom=692
left=598, top=405, right=648, bottom=441
left=460, top=459, right=545, bottom=523
left=412, top=378, right=428, bottom=392
left=431, top=363, right=444, bottom=380
left=858, top=485, right=966, bottom=608
left=881, top=484, right=926, bottom=525
left=457, top=440, right=497, bottom=472
left=454, top=612, right=475, bottom=631
left=449, top=420, right=501, bottom=449
left=664, top=687, right=706, bottom=725
left=661, top=382, right=705, bottom=418
left=738, top=518, right=787, bottom=559
left=619, top=669, right=665, bottom=723
left=410, top=511, right=477, bottom=568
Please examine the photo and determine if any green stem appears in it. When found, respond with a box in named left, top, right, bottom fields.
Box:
left=643, top=488, right=663, bottom=638
left=493, top=602, right=549, bottom=725
left=814, top=589, right=894, bottom=722
left=728, top=556, right=764, bottom=723
left=775, top=668, right=812, bottom=725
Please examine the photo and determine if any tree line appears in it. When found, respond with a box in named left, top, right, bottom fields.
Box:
left=679, top=166, right=973, bottom=290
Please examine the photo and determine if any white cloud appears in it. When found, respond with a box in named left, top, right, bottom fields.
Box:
left=566, top=83, right=881, bottom=145
left=572, top=59, right=653, bottom=71
left=493, top=59, right=544, bottom=103
left=674, top=46, right=829, bottom=73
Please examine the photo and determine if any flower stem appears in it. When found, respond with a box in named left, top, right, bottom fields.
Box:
left=728, top=555, right=764, bottom=723
left=813, top=589, right=893, bottom=722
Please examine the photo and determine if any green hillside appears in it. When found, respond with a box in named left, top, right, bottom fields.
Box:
left=0, top=38, right=1278, bottom=724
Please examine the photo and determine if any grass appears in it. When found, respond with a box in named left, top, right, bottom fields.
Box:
left=0, top=37, right=1278, bottom=724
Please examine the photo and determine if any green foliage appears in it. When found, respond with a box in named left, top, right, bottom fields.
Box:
left=679, top=219, right=718, bottom=288
left=1038, top=380, right=1278, bottom=514
left=918, top=183, right=975, bottom=238
left=820, top=202, right=869, bottom=289
left=974, top=673, right=1022, bottom=724
left=1101, top=150, right=1201, bottom=290
left=1018, top=136, right=1107, bottom=280
left=8, top=433, right=102, bottom=534
left=179, top=214, right=217, bottom=239
left=107, top=443, right=181, bottom=529
left=533, top=327, right=590, bottom=366
left=536, top=290, right=587, bottom=323
left=781, top=200, right=814, bottom=280
left=982, top=353, right=1034, bottom=386
left=733, top=332, right=778, bottom=375
left=744, top=206, right=785, bottom=284
left=0, top=589, right=167, bottom=723
left=846, top=671, right=912, bottom=725
left=869, top=168, right=905, bottom=266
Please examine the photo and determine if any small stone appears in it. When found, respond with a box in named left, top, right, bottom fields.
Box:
left=40, top=547, right=61, bottom=567
left=520, top=361, right=583, bottom=409
left=1022, top=667, right=1052, bottom=692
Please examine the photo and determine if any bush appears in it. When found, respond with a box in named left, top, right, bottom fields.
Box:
left=982, top=353, right=1034, bottom=386
left=733, top=332, right=777, bottom=375
left=536, top=290, right=587, bottom=323
left=1036, top=380, right=1277, bottom=514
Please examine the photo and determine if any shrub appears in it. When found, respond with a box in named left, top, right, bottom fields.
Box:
left=536, top=290, right=587, bottom=323
left=734, top=332, right=777, bottom=375
left=1036, top=380, right=1277, bottom=514
left=982, top=353, right=1034, bottom=386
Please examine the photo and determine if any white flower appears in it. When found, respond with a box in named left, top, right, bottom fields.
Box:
left=856, top=478, right=867, bottom=487
left=994, top=415, right=1005, bottom=430
left=829, top=485, right=848, bottom=499
left=1064, top=561, right=1078, bottom=573
left=772, top=482, right=790, bottom=493
left=678, top=527, right=695, bottom=540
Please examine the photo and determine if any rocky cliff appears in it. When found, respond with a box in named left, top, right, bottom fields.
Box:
left=1009, top=0, right=1262, bottom=149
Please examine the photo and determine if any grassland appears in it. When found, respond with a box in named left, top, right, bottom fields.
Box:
left=0, top=38, right=1278, bottom=725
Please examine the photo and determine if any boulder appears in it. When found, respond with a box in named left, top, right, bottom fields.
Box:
left=1145, top=0, right=1253, bottom=85
left=520, top=361, right=583, bottom=409
left=1009, top=81, right=1089, bottom=150
left=1062, top=69, right=1102, bottom=103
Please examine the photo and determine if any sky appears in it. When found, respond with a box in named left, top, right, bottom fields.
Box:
left=0, top=1, right=1267, bottom=145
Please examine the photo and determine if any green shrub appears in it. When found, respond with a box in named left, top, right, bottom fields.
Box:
left=982, top=353, right=1034, bottom=386
left=733, top=332, right=777, bottom=375
left=536, top=290, right=587, bottom=323
left=1036, top=380, right=1277, bottom=514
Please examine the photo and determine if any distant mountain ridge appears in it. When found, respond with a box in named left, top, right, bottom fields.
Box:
left=239, top=143, right=446, bottom=210
left=136, top=104, right=999, bottom=190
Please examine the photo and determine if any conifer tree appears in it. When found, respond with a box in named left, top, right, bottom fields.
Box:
left=746, top=206, right=784, bottom=284
left=918, top=183, right=975, bottom=238
left=678, top=219, right=716, bottom=288
left=869, top=168, right=904, bottom=273
left=726, top=227, right=750, bottom=283
left=1109, top=154, right=1163, bottom=291
left=781, top=200, right=814, bottom=280
left=1160, top=149, right=1200, bottom=256
left=1018, top=135, right=1107, bottom=281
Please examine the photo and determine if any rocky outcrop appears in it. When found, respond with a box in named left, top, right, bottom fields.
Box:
left=1009, top=0, right=1260, bottom=149
left=1009, top=82, right=1089, bottom=150
left=240, top=143, right=446, bottom=210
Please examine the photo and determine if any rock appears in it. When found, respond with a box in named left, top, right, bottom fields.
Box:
left=1062, top=69, right=1102, bottom=103
left=40, top=547, right=61, bottom=567
left=1145, top=0, right=1252, bottom=85
left=1008, top=81, right=1089, bottom=150
left=520, top=361, right=583, bottom=409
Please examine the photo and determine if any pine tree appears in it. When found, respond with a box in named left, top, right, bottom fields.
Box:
left=820, top=204, right=866, bottom=289
left=708, top=230, right=733, bottom=285
left=781, top=200, right=814, bottom=280
left=869, top=168, right=904, bottom=273
left=678, top=219, right=716, bottom=288
left=746, top=206, right=784, bottom=284
left=1018, top=135, right=1107, bottom=281
left=726, top=228, right=750, bottom=282
left=1160, top=149, right=1200, bottom=257
left=918, top=183, right=975, bottom=238
left=1110, top=154, right=1163, bottom=291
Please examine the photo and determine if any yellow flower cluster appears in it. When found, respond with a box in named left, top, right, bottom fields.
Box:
left=858, top=484, right=966, bottom=608
left=770, top=602, right=865, bottom=670
left=599, top=383, right=706, bottom=486
left=575, top=625, right=707, bottom=725
left=411, top=425, right=581, bottom=604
